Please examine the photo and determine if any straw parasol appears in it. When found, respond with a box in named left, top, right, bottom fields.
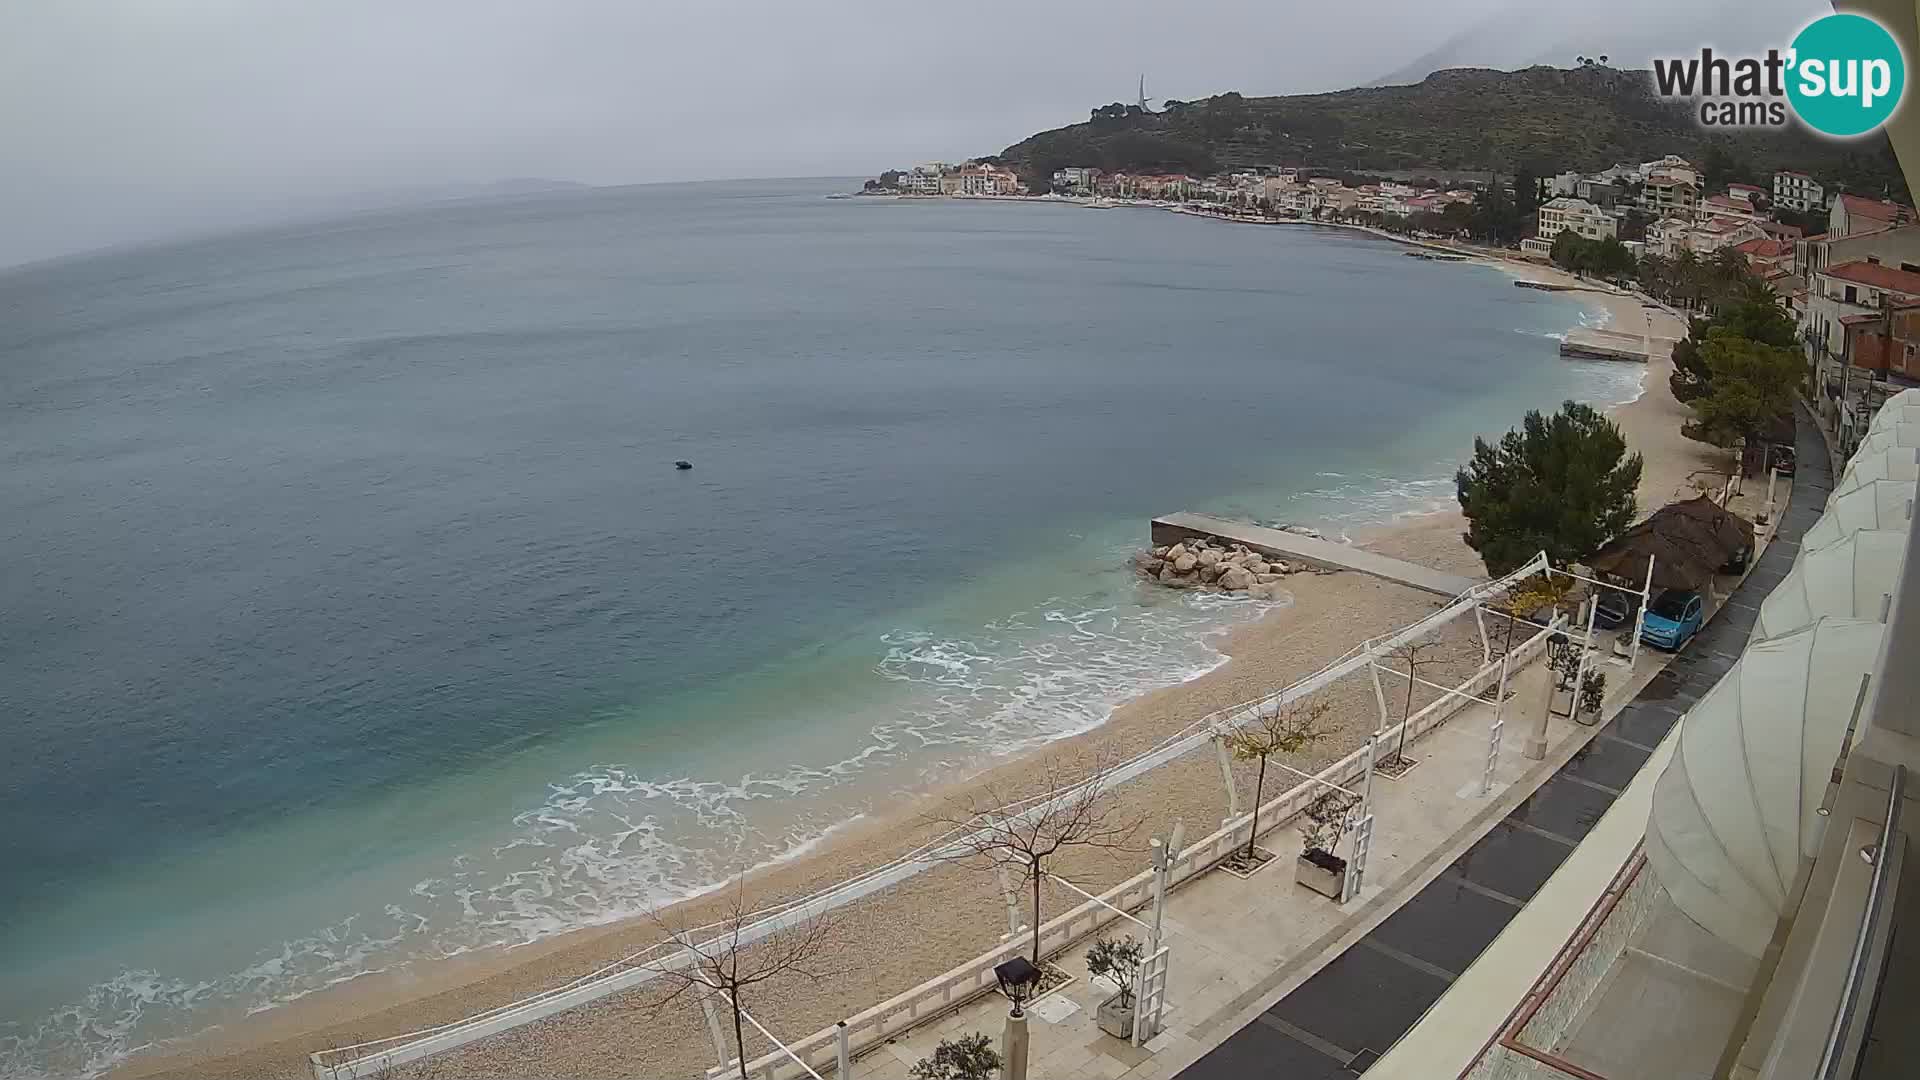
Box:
left=1587, top=500, right=1745, bottom=592
left=1663, top=495, right=1755, bottom=556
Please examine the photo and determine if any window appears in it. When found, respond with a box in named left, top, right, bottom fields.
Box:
left=1847, top=285, right=1859, bottom=303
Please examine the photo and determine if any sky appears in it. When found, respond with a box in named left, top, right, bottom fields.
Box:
left=1, top=0, right=1827, bottom=267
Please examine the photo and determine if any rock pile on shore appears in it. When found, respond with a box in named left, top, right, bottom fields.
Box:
left=1133, top=537, right=1306, bottom=599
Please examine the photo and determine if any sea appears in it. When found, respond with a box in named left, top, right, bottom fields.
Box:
left=0, top=178, right=1641, bottom=1078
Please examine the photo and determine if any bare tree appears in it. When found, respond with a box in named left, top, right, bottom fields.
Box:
left=927, top=751, right=1142, bottom=968
left=639, top=876, right=839, bottom=1080
left=1220, top=697, right=1332, bottom=862
left=1385, top=639, right=1447, bottom=765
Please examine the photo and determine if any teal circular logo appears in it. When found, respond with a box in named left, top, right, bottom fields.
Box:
left=1787, top=13, right=1906, bottom=137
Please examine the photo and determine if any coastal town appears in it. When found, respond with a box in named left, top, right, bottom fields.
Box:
left=865, top=153, right=1918, bottom=449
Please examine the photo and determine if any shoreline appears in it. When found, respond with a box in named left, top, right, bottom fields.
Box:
left=111, top=243, right=1711, bottom=1080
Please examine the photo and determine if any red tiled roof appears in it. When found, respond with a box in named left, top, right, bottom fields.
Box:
left=1734, top=238, right=1793, bottom=258
left=1843, top=313, right=1883, bottom=325
left=1824, top=259, right=1920, bottom=294
left=1839, top=193, right=1910, bottom=221
left=1779, top=170, right=1812, bottom=179
left=1729, top=183, right=1764, bottom=194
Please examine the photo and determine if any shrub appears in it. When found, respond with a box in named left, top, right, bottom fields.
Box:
left=910, top=1033, right=1002, bottom=1080
left=1085, top=936, right=1146, bottom=1007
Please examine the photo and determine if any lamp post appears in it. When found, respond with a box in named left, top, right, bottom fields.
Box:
left=1528, top=631, right=1570, bottom=759
left=994, top=958, right=1039, bottom=1080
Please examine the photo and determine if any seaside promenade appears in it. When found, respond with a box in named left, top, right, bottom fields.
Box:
left=833, top=652, right=1657, bottom=1080
left=824, top=442, right=1816, bottom=1080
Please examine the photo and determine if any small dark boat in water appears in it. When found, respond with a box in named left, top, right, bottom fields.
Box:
left=675, top=460, right=692, bottom=470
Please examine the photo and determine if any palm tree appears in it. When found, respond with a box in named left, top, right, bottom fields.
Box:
left=1673, top=250, right=1705, bottom=309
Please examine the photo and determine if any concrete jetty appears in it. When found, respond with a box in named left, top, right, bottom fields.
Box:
left=1560, top=326, right=1667, bottom=363
left=1150, top=511, right=1480, bottom=597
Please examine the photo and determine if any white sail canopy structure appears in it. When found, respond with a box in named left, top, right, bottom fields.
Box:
left=1833, top=444, right=1920, bottom=498
left=1755, top=531, right=1906, bottom=638
left=1867, top=400, right=1920, bottom=435
left=1854, top=422, right=1920, bottom=459
left=1646, top=618, right=1887, bottom=956
left=1809, top=479, right=1914, bottom=549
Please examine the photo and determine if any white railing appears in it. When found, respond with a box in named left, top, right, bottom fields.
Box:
left=714, top=619, right=1563, bottom=1080
left=313, top=554, right=1553, bottom=1079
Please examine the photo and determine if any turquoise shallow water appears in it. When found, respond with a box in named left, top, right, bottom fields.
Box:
left=0, top=179, right=1638, bottom=1077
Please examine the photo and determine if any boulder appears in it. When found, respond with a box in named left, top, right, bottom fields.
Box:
left=1173, top=553, right=1198, bottom=573
left=1197, top=548, right=1221, bottom=568
left=1141, top=558, right=1165, bottom=575
left=1245, top=559, right=1268, bottom=575
left=1219, top=566, right=1256, bottom=591
left=1166, top=543, right=1189, bottom=563
left=1247, top=582, right=1279, bottom=600
left=1256, top=572, right=1283, bottom=584
left=1198, top=563, right=1223, bottom=583
left=1158, top=565, right=1183, bottom=584
left=1152, top=545, right=1170, bottom=558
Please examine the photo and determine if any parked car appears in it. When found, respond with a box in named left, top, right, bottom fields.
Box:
left=1594, top=589, right=1637, bottom=630
left=1640, top=589, right=1704, bottom=651
left=1769, top=444, right=1796, bottom=476
left=1721, top=540, right=1755, bottom=574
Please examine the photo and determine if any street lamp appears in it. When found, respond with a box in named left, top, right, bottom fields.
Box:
left=994, top=957, right=1040, bottom=1080
left=993, top=957, right=1040, bottom=1018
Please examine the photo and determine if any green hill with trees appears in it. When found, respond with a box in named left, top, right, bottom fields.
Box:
left=998, top=65, right=1907, bottom=199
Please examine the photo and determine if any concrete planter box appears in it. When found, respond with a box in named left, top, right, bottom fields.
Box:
left=1296, top=850, right=1347, bottom=899
left=1096, top=993, right=1137, bottom=1040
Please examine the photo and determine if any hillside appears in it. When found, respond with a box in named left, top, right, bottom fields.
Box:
left=998, top=65, right=1908, bottom=198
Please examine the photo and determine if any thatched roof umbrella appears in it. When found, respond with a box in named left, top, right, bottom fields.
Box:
left=1586, top=512, right=1726, bottom=592
left=1663, top=495, right=1755, bottom=556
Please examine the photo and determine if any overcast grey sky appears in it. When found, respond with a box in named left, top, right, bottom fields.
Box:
left=1, top=0, right=1825, bottom=267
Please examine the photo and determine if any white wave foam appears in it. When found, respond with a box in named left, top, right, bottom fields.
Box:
left=2, top=572, right=1284, bottom=1079
left=1279, top=469, right=1459, bottom=531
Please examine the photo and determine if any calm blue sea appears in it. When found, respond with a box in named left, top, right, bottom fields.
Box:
left=0, top=179, right=1636, bottom=1077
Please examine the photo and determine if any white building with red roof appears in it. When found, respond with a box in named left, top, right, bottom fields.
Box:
left=1700, top=193, right=1764, bottom=224
left=1829, top=192, right=1913, bottom=238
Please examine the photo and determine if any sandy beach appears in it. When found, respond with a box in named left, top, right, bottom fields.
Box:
left=115, top=257, right=1724, bottom=1080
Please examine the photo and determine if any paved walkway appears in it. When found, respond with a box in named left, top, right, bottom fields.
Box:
left=1167, top=402, right=1835, bottom=1080
left=841, top=660, right=1661, bottom=1080
left=1150, top=513, right=1479, bottom=598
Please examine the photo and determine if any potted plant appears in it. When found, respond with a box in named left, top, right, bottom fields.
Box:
left=1085, top=935, right=1145, bottom=1039
left=1295, top=789, right=1358, bottom=899
left=910, top=1033, right=1002, bottom=1080
left=1579, top=669, right=1607, bottom=718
